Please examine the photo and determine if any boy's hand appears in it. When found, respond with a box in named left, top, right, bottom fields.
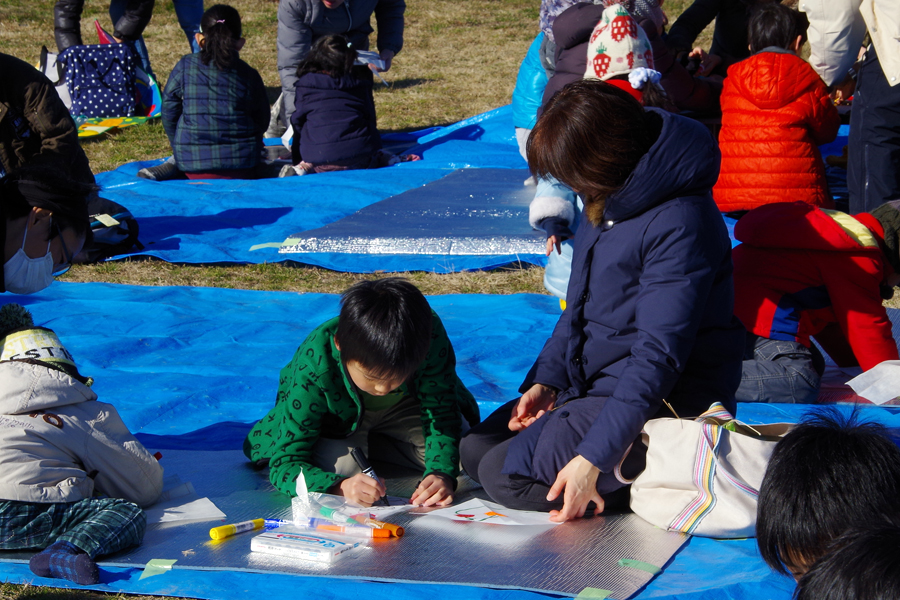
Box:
left=411, top=474, right=454, bottom=506
left=336, top=473, right=387, bottom=507
left=546, top=235, right=564, bottom=256
left=688, top=47, right=721, bottom=77
left=509, top=384, right=557, bottom=431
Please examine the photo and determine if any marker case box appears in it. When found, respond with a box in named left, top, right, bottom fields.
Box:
left=250, top=526, right=361, bottom=563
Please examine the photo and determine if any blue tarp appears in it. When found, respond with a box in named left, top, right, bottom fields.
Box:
left=5, top=282, right=900, bottom=599
left=96, top=107, right=543, bottom=272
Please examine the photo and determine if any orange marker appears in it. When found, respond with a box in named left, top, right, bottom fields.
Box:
left=317, top=524, right=392, bottom=538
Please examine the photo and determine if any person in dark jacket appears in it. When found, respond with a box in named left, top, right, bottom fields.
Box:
left=665, top=0, right=775, bottom=77
left=283, top=34, right=417, bottom=176
left=460, top=80, right=744, bottom=521
left=161, top=5, right=270, bottom=179
left=276, top=0, right=405, bottom=126
left=0, top=53, right=94, bottom=185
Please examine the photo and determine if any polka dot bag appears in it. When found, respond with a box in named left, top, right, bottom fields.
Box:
left=58, top=44, right=138, bottom=118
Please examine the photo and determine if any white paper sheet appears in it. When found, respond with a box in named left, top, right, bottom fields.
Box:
left=423, top=498, right=560, bottom=526
left=848, top=360, right=900, bottom=405
left=144, top=475, right=226, bottom=524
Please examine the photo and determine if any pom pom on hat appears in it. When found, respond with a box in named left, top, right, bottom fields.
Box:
left=585, top=4, right=654, bottom=81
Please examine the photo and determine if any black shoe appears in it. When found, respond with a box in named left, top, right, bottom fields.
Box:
left=138, top=161, right=181, bottom=181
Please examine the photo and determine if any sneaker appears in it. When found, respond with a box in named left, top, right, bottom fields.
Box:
left=278, top=164, right=297, bottom=177
left=137, top=160, right=180, bottom=181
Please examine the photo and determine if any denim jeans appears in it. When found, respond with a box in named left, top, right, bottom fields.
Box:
left=736, top=334, right=825, bottom=403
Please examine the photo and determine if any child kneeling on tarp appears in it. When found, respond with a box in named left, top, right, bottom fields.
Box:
left=0, top=304, right=163, bottom=585
left=733, top=201, right=900, bottom=403
left=244, top=278, right=480, bottom=507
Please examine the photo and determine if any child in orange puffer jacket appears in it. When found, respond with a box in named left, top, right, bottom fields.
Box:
left=713, top=3, right=839, bottom=214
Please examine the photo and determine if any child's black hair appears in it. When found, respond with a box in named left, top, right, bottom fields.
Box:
left=756, top=409, right=900, bottom=576
left=296, top=34, right=357, bottom=79
left=605, top=76, right=670, bottom=110
left=748, top=2, right=809, bottom=53
left=1, top=165, right=94, bottom=242
left=199, top=4, right=242, bottom=70
left=335, top=278, right=433, bottom=380
left=796, top=523, right=900, bottom=600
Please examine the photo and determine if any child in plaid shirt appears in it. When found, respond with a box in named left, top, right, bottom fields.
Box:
left=0, top=305, right=163, bottom=585
left=161, top=4, right=270, bottom=180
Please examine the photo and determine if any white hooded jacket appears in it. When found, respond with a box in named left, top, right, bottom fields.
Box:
left=0, top=361, right=163, bottom=506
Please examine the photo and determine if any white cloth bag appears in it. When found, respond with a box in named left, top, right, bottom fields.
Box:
left=630, top=403, right=791, bottom=538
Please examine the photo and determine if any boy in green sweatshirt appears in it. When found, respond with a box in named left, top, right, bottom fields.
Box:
left=244, top=278, right=480, bottom=507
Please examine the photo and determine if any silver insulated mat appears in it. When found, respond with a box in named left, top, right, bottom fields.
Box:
left=279, top=168, right=546, bottom=255
left=1, top=449, right=687, bottom=599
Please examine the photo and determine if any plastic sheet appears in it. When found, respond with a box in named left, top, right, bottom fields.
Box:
left=280, top=169, right=544, bottom=256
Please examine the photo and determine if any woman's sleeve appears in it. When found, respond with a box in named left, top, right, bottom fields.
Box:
left=374, top=0, right=405, bottom=55
left=520, top=307, right=573, bottom=394
left=575, top=203, right=727, bottom=472
left=665, top=0, right=722, bottom=55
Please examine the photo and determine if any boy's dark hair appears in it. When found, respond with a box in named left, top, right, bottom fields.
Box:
left=527, top=79, right=658, bottom=226
left=756, top=409, right=900, bottom=575
left=748, top=2, right=809, bottom=53
left=796, top=523, right=900, bottom=600
left=296, top=34, right=356, bottom=79
left=1, top=165, right=94, bottom=242
left=335, top=278, right=433, bottom=380
left=200, top=4, right=242, bottom=70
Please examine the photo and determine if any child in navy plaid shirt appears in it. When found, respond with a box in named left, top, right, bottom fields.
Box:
left=0, top=304, right=163, bottom=585
left=161, top=4, right=270, bottom=180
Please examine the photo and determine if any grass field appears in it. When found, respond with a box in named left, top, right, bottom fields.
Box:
left=0, top=1, right=711, bottom=598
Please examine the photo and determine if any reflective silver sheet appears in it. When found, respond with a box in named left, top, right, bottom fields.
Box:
left=279, top=169, right=546, bottom=255
left=2, top=450, right=686, bottom=599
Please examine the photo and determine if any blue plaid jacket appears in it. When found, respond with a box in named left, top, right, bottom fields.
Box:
left=162, top=53, right=270, bottom=173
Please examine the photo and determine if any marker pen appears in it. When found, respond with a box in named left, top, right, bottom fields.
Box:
left=209, top=518, right=265, bottom=540
left=350, top=447, right=388, bottom=506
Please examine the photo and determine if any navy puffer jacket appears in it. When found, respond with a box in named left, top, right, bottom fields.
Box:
left=290, top=72, right=381, bottom=164
left=509, top=109, right=744, bottom=477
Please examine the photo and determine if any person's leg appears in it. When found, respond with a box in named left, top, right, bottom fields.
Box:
left=54, top=0, right=85, bottom=51
left=848, top=46, right=900, bottom=215
left=459, top=399, right=519, bottom=484
left=311, top=424, right=372, bottom=478
left=171, top=0, right=202, bottom=52
left=735, top=334, right=823, bottom=403
left=109, top=0, right=154, bottom=77
left=0, top=498, right=144, bottom=585
left=472, top=397, right=644, bottom=511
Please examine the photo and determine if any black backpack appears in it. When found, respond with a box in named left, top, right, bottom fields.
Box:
left=77, top=195, right=143, bottom=263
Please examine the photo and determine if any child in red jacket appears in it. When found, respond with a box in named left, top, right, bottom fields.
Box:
left=733, top=201, right=900, bottom=403
left=713, top=3, right=839, bottom=214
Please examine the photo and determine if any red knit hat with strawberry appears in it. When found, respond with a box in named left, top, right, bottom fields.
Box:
left=584, top=4, right=654, bottom=81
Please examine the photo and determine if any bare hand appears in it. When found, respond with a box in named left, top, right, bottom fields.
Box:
left=832, top=74, right=856, bottom=104
left=411, top=474, right=454, bottom=506
left=509, top=384, right=557, bottom=432
left=547, top=455, right=604, bottom=522
left=545, top=235, right=563, bottom=256
left=336, top=473, right=386, bottom=507
left=370, top=49, right=395, bottom=73
left=689, top=47, right=721, bottom=77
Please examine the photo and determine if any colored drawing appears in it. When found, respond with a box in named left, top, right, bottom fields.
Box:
left=429, top=499, right=559, bottom=526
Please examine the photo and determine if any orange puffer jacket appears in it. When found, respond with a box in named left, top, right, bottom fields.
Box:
left=713, top=50, right=839, bottom=212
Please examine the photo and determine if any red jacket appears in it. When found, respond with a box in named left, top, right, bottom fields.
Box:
left=714, top=50, right=840, bottom=212
left=733, top=203, right=899, bottom=371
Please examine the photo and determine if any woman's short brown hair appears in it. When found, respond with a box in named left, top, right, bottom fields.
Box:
left=527, top=79, right=656, bottom=223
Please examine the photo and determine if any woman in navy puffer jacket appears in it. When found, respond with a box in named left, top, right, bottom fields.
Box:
left=460, top=80, right=744, bottom=521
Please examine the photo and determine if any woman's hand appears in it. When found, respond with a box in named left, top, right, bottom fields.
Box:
left=508, top=384, right=557, bottom=431
left=370, top=49, right=395, bottom=72
left=334, top=473, right=386, bottom=507
left=688, top=47, right=721, bottom=77
left=546, top=455, right=604, bottom=522
left=411, top=474, right=454, bottom=506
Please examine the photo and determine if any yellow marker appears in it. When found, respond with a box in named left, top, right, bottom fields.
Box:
left=209, top=518, right=265, bottom=540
